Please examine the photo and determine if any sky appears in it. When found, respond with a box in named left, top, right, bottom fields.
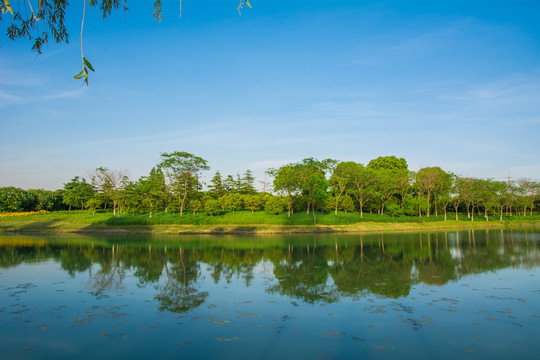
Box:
left=1, top=0, right=539, bottom=190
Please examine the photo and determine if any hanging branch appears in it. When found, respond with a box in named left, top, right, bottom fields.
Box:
left=238, top=0, right=252, bottom=15
left=74, top=0, right=94, bottom=86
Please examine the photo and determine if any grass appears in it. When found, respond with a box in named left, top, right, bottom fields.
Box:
left=1, top=209, right=539, bottom=234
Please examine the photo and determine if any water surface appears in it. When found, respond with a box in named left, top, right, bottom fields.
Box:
left=1, top=230, right=539, bottom=359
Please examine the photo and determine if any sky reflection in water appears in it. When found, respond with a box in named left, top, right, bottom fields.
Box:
left=0, top=230, right=539, bottom=359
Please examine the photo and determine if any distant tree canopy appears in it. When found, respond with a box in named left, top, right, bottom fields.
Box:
left=0, top=152, right=538, bottom=222
left=0, top=0, right=252, bottom=85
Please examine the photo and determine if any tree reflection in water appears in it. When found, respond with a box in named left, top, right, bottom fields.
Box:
left=0, top=230, right=538, bottom=312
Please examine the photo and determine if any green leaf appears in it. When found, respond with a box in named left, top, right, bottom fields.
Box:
left=83, top=57, right=95, bottom=72
left=4, top=0, right=14, bottom=14
left=246, top=0, right=252, bottom=8
left=74, top=70, right=84, bottom=80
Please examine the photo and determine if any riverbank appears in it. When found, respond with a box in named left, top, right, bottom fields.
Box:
left=1, top=215, right=539, bottom=235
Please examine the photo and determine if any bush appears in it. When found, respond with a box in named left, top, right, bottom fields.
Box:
left=204, top=198, right=221, bottom=216
left=265, top=196, right=286, bottom=215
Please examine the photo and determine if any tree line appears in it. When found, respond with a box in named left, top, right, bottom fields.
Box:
left=1, top=152, right=538, bottom=221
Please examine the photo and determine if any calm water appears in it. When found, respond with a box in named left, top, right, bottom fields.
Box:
left=0, top=230, right=539, bottom=359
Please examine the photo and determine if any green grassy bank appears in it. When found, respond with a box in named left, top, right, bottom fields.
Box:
left=1, top=210, right=539, bottom=234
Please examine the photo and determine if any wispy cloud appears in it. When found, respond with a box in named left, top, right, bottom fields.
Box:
left=0, top=88, right=86, bottom=108
left=0, top=90, right=23, bottom=108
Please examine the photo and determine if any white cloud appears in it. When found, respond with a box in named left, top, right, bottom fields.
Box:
left=0, top=90, right=23, bottom=108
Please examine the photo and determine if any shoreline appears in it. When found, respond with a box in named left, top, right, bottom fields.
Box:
left=1, top=219, right=539, bottom=235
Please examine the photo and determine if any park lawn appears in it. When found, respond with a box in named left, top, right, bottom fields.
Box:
left=1, top=210, right=539, bottom=234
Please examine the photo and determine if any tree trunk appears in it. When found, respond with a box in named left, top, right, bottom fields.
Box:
left=427, top=193, right=431, bottom=217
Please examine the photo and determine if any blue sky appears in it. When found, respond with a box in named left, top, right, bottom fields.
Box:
left=1, top=0, right=539, bottom=190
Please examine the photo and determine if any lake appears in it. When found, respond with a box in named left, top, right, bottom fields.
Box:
left=1, top=229, right=539, bottom=359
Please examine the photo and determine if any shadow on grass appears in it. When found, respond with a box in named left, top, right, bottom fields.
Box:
left=3, top=219, right=62, bottom=233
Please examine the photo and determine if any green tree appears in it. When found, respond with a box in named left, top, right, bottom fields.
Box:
left=91, top=167, right=128, bottom=216
left=367, top=157, right=409, bottom=216
left=347, top=163, right=377, bottom=217
left=455, top=176, right=475, bottom=219
left=204, top=198, right=221, bottom=216
left=189, top=198, right=203, bottom=214
left=138, top=167, right=166, bottom=218
left=415, top=167, right=451, bottom=217
left=158, top=151, right=209, bottom=216
left=516, top=179, right=539, bottom=216
left=239, top=169, right=257, bottom=194
left=208, top=171, right=225, bottom=198
left=0, top=187, right=33, bottom=212
left=269, top=165, right=300, bottom=217
left=367, top=156, right=408, bottom=171
left=329, top=161, right=354, bottom=215
left=85, top=197, right=102, bottom=215
left=121, top=181, right=144, bottom=215
left=223, top=174, right=238, bottom=193
left=63, top=176, right=95, bottom=211
left=27, top=189, right=63, bottom=211
left=264, top=195, right=286, bottom=215
left=243, top=194, right=264, bottom=213
left=219, top=193, right=243, bottom=213
left=296, top=160, right=329, bottom=223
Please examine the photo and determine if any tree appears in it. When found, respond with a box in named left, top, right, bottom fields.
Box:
left=264, top=195, right=286, bottom=215
left=219, top=193, right=243, bottom=213
left=189, top=198, right=203, bottom=214
left=367, top=156, right=409, bottom=216
left=455, top=176, right=475, bottom=220
left=239, top=169, right=257, bottom=194
left=371, top=169, right=406, bottom=216
left=27, top=188, right=63, bottom=211
left=121, top=181, right=144, bottom=215
left=415, top=167, right=450, bottom=217
left=367, top=156, right=408, bottom=171
left=516, top=179, right=539, bottom=216
left=204, top=198, right=221, bottom=216
left=91, top=167, right=128, bottom=216
left=296, top=159, right=330, bottom=217
left=86, top=197, right=102, bottom=215
left=207, top=171, right=225, bottom=198
left=63, top=176, right=95, bottom=211
left=450, top=175, right=462, bottom=220
left=329, top=162, right=354, bottom=215
left=138, top=167, right=166, bottom=218
left=269, top=165, right=300, bottom=217
left=158, top=151, right=209, bottom=216
left=346, top=163, right=377, bottom=217
left=243, top=194, right=264, bottom=213
left=223, top=174, right=238, bottom=194
left=0, top=186, right=35, bottom=212
left=1, top=0, right=252, bottom=85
